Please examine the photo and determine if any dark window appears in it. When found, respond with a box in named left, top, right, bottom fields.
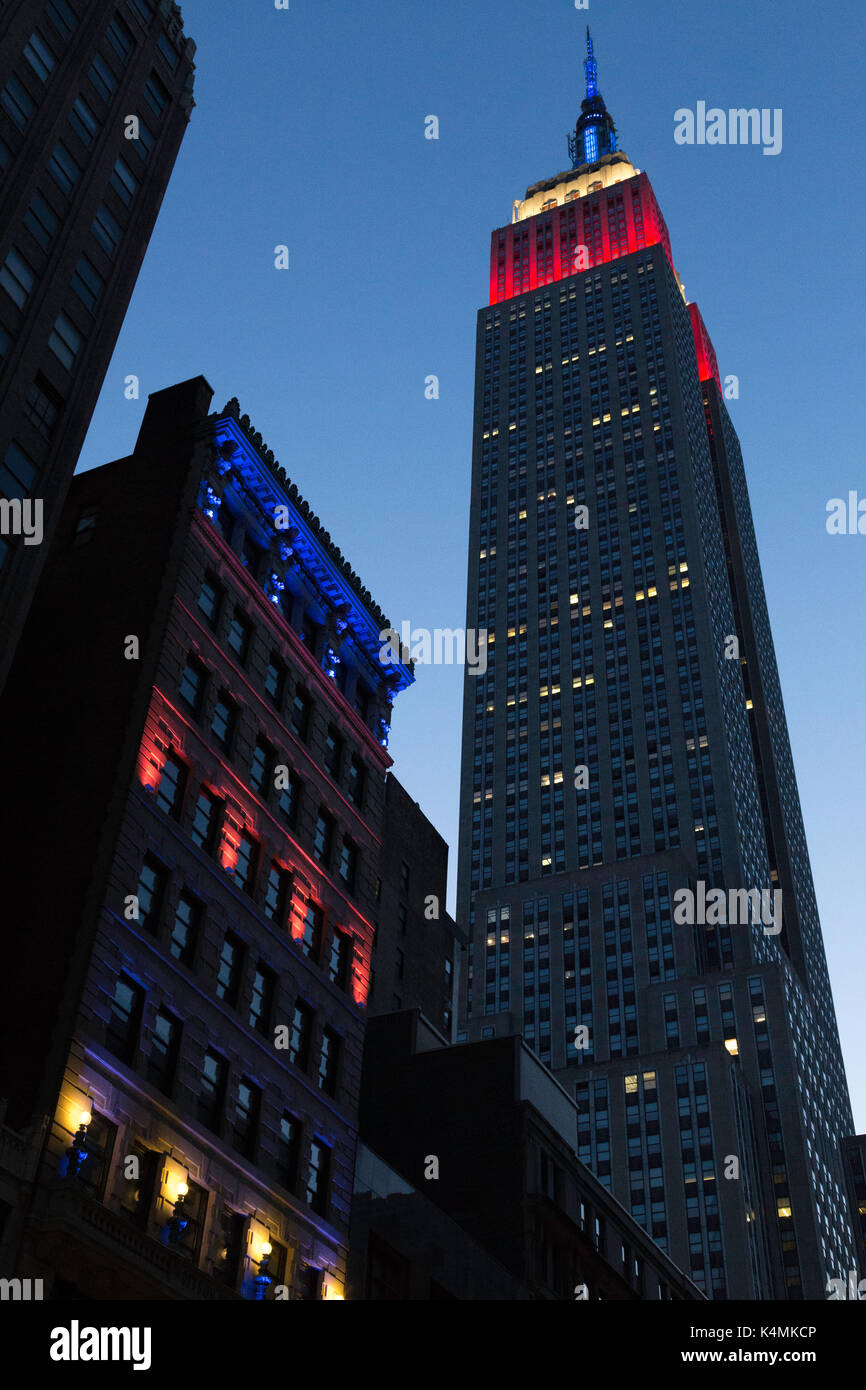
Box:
left=179, top=656, right=206, bottom=715
left=265, top=653, right=285, bottom=705
left=68, top=94, right=98, bottom=145
left=24, top=31, right=56, bottom=82
left=88, top=54, right=116, bottom=101
left=127, top=116, right=154, bottom=163
left=318, top=1028, right=340, bottom=1097
left=1, top=77, right=34, bottom=130
left=324, top=726, right=343, bottom=779
left=300, top=903, right=323, bottom=961
left=210, top=691, right=236, bottom=750
left=306, top=1140, right=330, bottom=1215
left=249, top=737, right=273, bottom=794
left=396, top=949, right=404, bottom=980
left=155, top=752, right=186, bottom=819
left=313, top=810, right=333, bottom=865
left=106, top=974, right=143, bottom=1063
left=278, top=1113, right=302, bottom=1191
left=48, top=141, right=80, bottom=195
left=170, top=1176, right=206, bottom=1261
left=109, top=155, right=137, bottom=204
left=48, top=312, right=83, bottom=370
left=191, top=788, right=220, bottom=850
left=118, top=1142, right=158, bottom=1228
left=91, top=201, right=121, bottom=257
left=24, top=193, right=58, bottom=248
left=71, top=255, right=104, bottom=311
left=338, top=838, right=357, bottom=892
left=242, top=531, right=263, bottom=577
left=248, top=963, right=275, bottom=1035
left=169, top=891, right=200, bottom=966
left=397, top=902, right=408, bottom=935
left=129, top=0, right=155, bottom=22
left=105, top=13, right=135, bottom=64
left=212, top=1207, right=245, bottom=1288
left=328, top=931, right=352, bottom=990
left=135, top=855, right=166, bottom=932
left=228, top=608, right=252, bottom=662
left=147, top=1008, right=181, bottom=1094
left=0, top=441, right=36, bottom=500
left=72, top=504, right=97, bottom=545
left=233, top=830, right=258, bottom=894
left=277, top=768, right=302, bottom=827
left=400, top=861, right=410, bottom=894
left=23, top=377, right=62, bottom=438
left=0, top=248, right=35, bottom=308
left=198, top=1051, right=227, bottom=1131
left=216, top=932, right=244, bottom=1007
left=143, top=70, right=169, bottom=117
left=366, top=1235, right=410, bottom=1300
left=197, top=571, right=223, bottom=627
left=346, top=757, right=365, bottom=807
left=354, top=682, right=371, bottom=722
left=233, top=1078, right=260, bottom=1158
left=46, top=1, right=78, bottom=38
left=157, top=31, right=179, bottom=70
left=76, top=1112, right=116, bottom=1198
left=289, top=1001, right=312, bottom=1070
left=291, top=689, right=312, bottom=741
left=263, top=863, right=290, bottom=925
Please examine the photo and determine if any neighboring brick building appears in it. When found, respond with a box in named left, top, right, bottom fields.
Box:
left=359, top=1011, right=703, bottom=1300
left=370, top=774, right=462, bottom=1039
left=0, top=0, right=195, bottom=693
left=0, top=376, right=413, bottom=1299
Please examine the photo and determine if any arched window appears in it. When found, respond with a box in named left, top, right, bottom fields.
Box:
left=589, top=180, right=603, bottom=193
left=541, top=198, right=557, bottom=211
left=565, top=189, right=581, bottom=202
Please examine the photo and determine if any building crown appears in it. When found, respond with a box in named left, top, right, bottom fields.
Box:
left=568, top=27, right=619, bottom=169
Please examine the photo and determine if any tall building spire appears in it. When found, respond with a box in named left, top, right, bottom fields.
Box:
left=568, top=26, right=618, bottom=168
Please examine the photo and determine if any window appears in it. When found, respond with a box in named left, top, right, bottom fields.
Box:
left=277, top=769, right=302, bottom=826
left=91, top=201, right=121, bottom=257
left=155, top=752, right=186, bottom=818
left=46, top=0, right=78, bottom=38
left=178, top=656, right=206, bottom=715
left=248, top=963, right=275, bottom=1035
left=324, top=726, right=343, bottom=779
left=400, top=861, right=410, bottom=894
left=105, top=13, right=135, bottom=64
left=210, top=691, right=236, bottom=751
left=289, top=1001, right=312, bottom=1069
left=278, top=1113, right=302, bottom=1191
left=110, top=156, right=138, bottom=204
left=48, top=312, right=83, bottom=370
left=265, top=652, right=285, bottom=704
left=157, top=32, right=180, bottom=70
left=143, top=70, right=169, bottom=117
left=89, top=55, right=117, bottom=101
left=127, top=116, right=154, bottom=163
left=146, top=1009, right=180, bottom=1094
left=263, top=863, right=290, bottom=925
left=0, top=249, right=35, bottom=309
left=249, top=737, right=273, bottom=793
left=395, top=949, right=404, bottom=981
left=75, top=1111, right=116, bottom=1198
left=228, top=608, right=251, bottom=662
left=338, top=838, right=357, bottom=892
left=318, top=1028, right=340, bottom=1097
left=24, top=32, right=56, bottom=82
left=129, top=0, right=155, bottom=23
left=306, top=1140, right=330, bottom=1215
left=68, top=94, right=98, bottom=145
left=170, top=1176, right=206, bottom=1262
left=328, top=931, right=352, bottom=990
left=1, top=77, right=35, bottom=130
left=216, top=932, right=244, bottom=1007
left=233, top=1078, right=260, bottom=1158
left=24, top=194, right=58, bottom=249
left=135, top=855, right=166, bottom=932
left=198, top=1049, right=227, bottom=1132
left=0, top=442, right=36, bottom=501
left=354, top=681, right=371, bottom=722
left=191, top=788, right=220, bottom=850
left=233, top=830, right=258, bottom=894
left=72, top=504, right=97, bottom=544
left=291, top=689, right=312, bottom=741
left=197, top=571, right=223, bottom=627
left=300, top=903, right=323, bottom=961
left=169, top=891, right=200, bottom=966
left=397, top=902, right=407, bottom=935
left=106, top=974, right=143, bottom=1063
left=212, top=1207, right=245, bottom=1288
left=313, top=809, right=333, bottom=865
left=346, top=757, right=365, bottom=807
left=118, top=1142, right=158, bottom=1229
left=71, top=255, right=104, bottom=311
left=48, top=141, right=80, bottom=195
left=23, top=377, right=62, bottom=439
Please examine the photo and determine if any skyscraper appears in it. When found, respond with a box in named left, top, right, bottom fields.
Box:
left=0, top=0, right=195, bottom=694
left=456, top=31, right=856, bottom=1299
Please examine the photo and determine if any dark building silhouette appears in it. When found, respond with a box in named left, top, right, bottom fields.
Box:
left=369, top=774, right=462, bottom=1037
left=358, top=1010, right=703, bottom=1300
left=0, top=377, right=413, bottom=1299
left=456, top=31, right=856, bottom=1298
left=0, top=0, right=194, bottom=694
left=840, top=1136, right=866, bottom=1287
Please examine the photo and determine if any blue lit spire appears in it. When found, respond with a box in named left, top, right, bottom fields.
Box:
left=568, top=27, right=619, bottom=169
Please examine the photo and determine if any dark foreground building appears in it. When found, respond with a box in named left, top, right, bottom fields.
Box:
left=0, top=0, right=194, bottom=693
left=840, top=1135, right=866, bottom=1290
left=0, top=377, right=413, bottom=1298
left=358, top=1011, right=702, bottom=1300
left=456, top=31, right=856, bottom=1297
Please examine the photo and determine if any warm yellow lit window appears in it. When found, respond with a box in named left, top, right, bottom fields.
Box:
left=679, top=561, right=688, bottom=572
left=553, top=771, right=564, bottom=784
left=746, top=698, right=753, bottom=710
left=681, top=576, right=690, bottom=588
left=777, top=1200, right=792, bottom=1218
left=647, top=586, right=657, bottom=597
left=724, top=1038, right=739, bottom=1056
left=636, top=590, right=645, bottom=601
left=625, top=1074, right=638, bottom=1093
left=643, top=1071, right=656, bottom=1089
left=570, top=593, right=579, bottom=606
left=604, top=619, right=613, bottom=629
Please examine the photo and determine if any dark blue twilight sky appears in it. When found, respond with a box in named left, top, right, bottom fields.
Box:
left=75, top=0, right=866, bottom=1125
